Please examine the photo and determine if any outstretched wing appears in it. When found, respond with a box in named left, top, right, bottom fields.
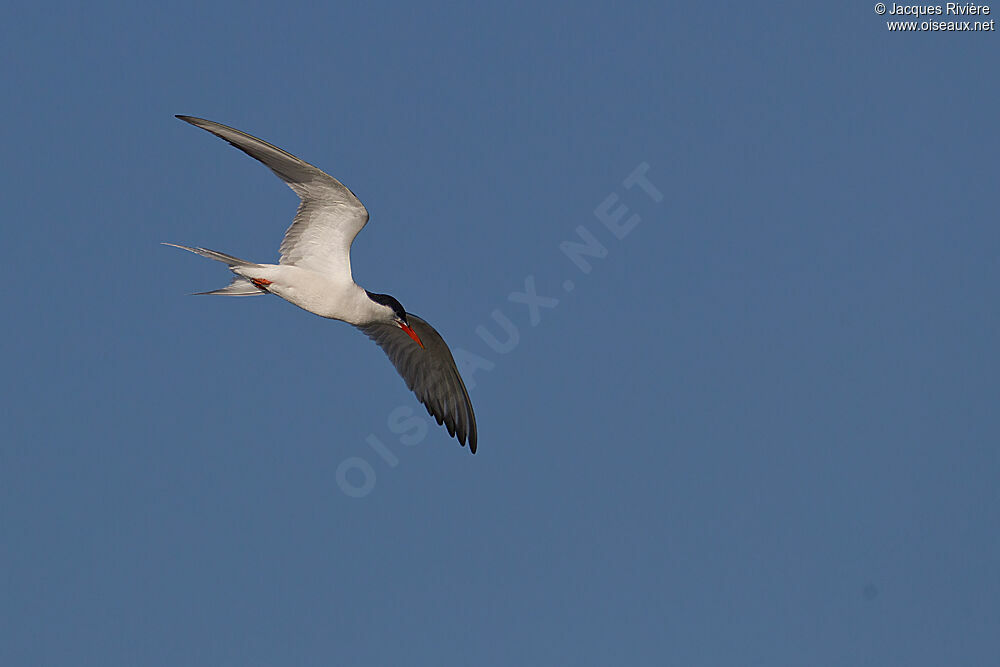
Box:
left=358, top=315, right=477, bottom=453
left=176, top=115, right=369, bottom=280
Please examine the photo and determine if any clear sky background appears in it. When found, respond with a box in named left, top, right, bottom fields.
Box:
left=1, top=2, right=997, bottom=665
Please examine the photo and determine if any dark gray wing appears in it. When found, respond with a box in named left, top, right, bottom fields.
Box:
left=358, top=315, right=477, bottom=453
left=176, top=115, right=369, bottom=280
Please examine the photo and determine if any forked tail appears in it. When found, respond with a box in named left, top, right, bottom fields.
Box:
left=162, top=242, right=266, bottom=296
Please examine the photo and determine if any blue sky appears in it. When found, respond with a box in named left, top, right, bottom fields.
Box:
left=2, top=2, right=998, bottom=665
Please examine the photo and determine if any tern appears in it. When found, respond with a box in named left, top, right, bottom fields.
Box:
left=165, top=116, right=477, bottom=453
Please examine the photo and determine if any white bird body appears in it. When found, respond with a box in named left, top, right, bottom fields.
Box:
left=166, top=116, right=478, bottom=452
left=234, top=263, right=377, bottom=324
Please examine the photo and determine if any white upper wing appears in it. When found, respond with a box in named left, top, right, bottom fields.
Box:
left=177, top=116, right=369, bottom=280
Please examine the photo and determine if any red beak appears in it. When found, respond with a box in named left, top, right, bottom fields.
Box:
left=399, top=321, right=424, bottom=348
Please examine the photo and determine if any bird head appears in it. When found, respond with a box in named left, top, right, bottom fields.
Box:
left=365, top=291, right=424, bottom=348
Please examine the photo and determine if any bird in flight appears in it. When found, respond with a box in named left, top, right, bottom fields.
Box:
left=165, top=116, right=477, bottom=453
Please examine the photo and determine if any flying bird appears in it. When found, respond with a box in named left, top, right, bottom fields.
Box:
left=165, top=116, right=477, bottom=453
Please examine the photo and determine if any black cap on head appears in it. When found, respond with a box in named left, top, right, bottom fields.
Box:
left=365, top=291, right=407, bottom=322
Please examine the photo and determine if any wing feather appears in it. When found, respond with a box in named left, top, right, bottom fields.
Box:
left=358, top=315, right=477, bottom=453
left=176, top=115, right=369, bottom=279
